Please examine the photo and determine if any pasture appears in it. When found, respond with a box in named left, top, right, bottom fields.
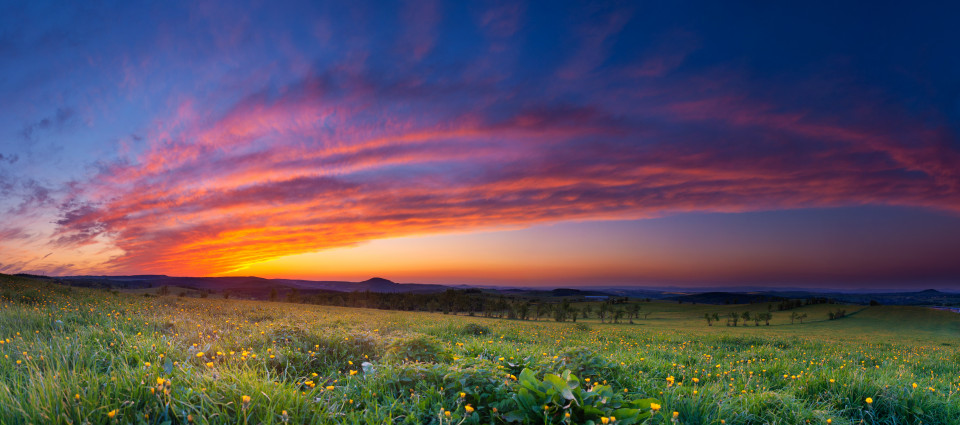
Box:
left=1, top=274, right=959, bottom=424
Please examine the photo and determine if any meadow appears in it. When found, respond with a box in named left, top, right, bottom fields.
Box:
left=2, top=273, right=959, bottom=424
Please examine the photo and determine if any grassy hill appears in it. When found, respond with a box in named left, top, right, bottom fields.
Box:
left=1, top=273, right=959, bottom=424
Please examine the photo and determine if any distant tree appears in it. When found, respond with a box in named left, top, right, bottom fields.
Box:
left=629, top=304, right=641, bottom=321
left=554, top=300, right=571, bottom=322
left=704, top=313, right=714, bottom=326
left=828, top=309, right=847, bottom=320
left=517, top=302, right=531, bottom=320
left=728, top=312, right=740, bottom=327
left=286, top=288, right=300, bottom=303
left=797, top=313, right=807, bottom=324
left=269, top=288, right=278, bottom=302
left=762, top=312, right=772, bottom=326
left=790, top=312, right=798, bottom=324
left=158, top=285, right=170, bottom=296
left=613, top=308, right=624, bottom=324
left=200, top=290, right=209, bottom=299
left=535, top=303, right=549, bottom=321
left=598, top=303, right=609, bottom=323
left=869, top=300, right=881, bottom=306
left=582, top=305, right=591, bottom=319
left=223, top=291, right=230, bottom=300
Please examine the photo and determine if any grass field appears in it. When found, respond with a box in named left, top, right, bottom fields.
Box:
left=2, top=274, right=960, bottom=424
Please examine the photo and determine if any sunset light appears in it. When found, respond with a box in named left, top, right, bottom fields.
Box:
left=2, top=2, right=959, bottom=289
left=2, top=2, right=959, bottom=424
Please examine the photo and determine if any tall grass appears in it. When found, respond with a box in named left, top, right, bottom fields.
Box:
left=1, top=274, right=959, bottom=424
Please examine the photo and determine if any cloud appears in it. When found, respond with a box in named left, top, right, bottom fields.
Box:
left=6, top=179, right=57, bottom=215
left=556, top=6, right=633, bottom=80
left=0, top=227, right=32, bottom=240
left=0, top=153, right=19, bottom=164
left=0, top=2, right=953, bottom=280
left=20, top=107, right=75, bottom=141
left=44, top=58, right=960, bottom=277
left=397, top=0, right=441, bottom=62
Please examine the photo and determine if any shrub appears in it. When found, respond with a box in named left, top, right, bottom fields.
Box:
left=461, top=323, right=492, bottom=336
left=385, top=336, right=449, bottom=363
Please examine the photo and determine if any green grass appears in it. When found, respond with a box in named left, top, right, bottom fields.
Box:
left=2, top=274, right=959, bottom=424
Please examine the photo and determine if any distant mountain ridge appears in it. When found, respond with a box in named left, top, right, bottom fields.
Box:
left=19, top=274, right=960, bottom=306
left=56, top=275, right=452, bottom=296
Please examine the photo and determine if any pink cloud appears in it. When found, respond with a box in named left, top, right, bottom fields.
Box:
left=39, top=50, right=960, bottom=277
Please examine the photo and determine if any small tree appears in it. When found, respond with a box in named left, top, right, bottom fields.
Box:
left=554, top=300, right=571, bottom=322
left=269, top=288, right=278, bottom=302
left=613, top=308, right=624, bottom=324
left=704, top=313, right=714, bottom=326
left=286, top=288, right=300, bottom=303
left=728, top=312, right=740, bottom=327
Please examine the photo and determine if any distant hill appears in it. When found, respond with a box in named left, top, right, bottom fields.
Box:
left=828, top=289, right=960, bottom=306
left=665, top=291, right=790, bottom=305
left=39, top=274, right=960, bottom=306
left=57, top=275, right=452, bottom=298
left=661, top=289, right=960, bottom=306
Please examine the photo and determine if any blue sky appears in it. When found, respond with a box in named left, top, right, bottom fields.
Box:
left=1, top=1, right=959, bottom=289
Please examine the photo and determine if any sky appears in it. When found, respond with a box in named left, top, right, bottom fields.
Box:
left=1, top=1, right=959, bottom=290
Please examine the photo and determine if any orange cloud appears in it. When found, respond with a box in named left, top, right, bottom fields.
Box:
left=45, top=66, right=960, bottom=277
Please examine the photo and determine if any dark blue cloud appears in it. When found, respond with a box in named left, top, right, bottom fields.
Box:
left=0, top=0, right=958, bottom=285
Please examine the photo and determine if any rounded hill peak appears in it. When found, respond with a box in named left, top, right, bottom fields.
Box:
left=362, top=277, right=395, bottom=284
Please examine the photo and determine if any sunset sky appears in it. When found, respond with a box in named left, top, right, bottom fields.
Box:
left=1, top=1, right=959, bottom=289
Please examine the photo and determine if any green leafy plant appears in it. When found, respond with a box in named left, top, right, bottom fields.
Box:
left=551, top=347, right=619, bottom=380
left=502, top=368, right=657, bottom=425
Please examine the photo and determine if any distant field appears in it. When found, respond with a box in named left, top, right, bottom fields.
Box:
left=2, top=274, right=959, bottom=424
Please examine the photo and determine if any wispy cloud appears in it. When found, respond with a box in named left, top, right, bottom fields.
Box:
left=46, top=60, right=960, bottom=276
left=1, top=1, right=958, bottom=281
